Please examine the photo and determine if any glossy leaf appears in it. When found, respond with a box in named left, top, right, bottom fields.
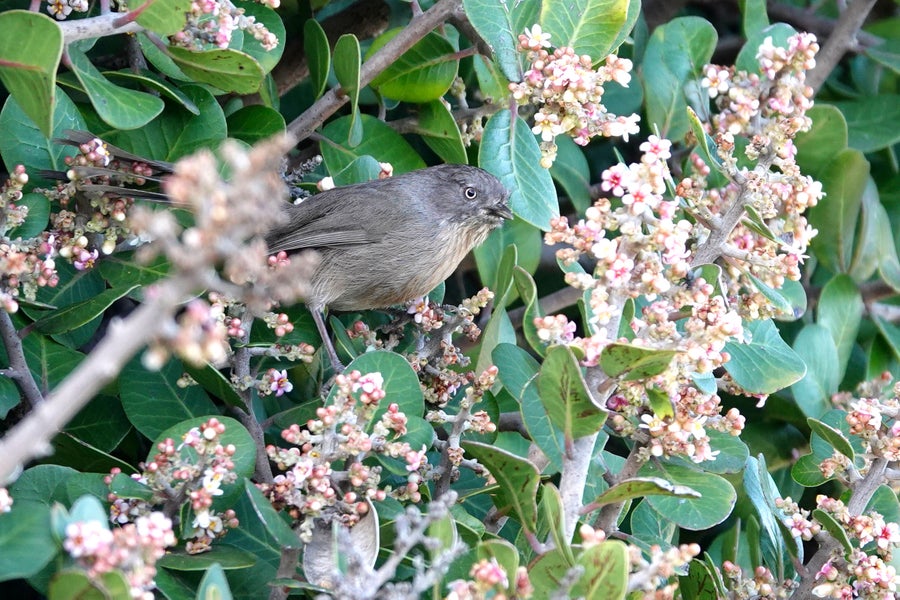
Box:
left=333, top=34, right=361, bottom=146
left=570, top=540, right=628, bottom=599
left=540, top=0, right=631, bottom=59
left=813, top=508, right=853, bottom=558
left=817, top=274, right=862, bottom=380
left=304, top=19, right=330, bottom=99
left=807, top=149, right=870, bottom=274
left=590, top=477, right=701, bottom=507
left=0, top=10, right=62, bottom=136
left=790, top=324, right=838, bottom=419
left=599, top=343, right=676, bottom=380
left=119, top=356, right=218, bottom=439
left=417, top=99, right=467, bottom=165
left=462, top=0, right=539, bottom=81
left=367, top=30, right=458, bottom=102
left=320, top=114, right=426, bottom=175
left=807, top=418, right=855, bottom=461
left=538, top=345, right=607, bottom=442
left=196, top=563, right=233, bottom=599
left=832, top=95, right=900, bottom=153
left=168, top=47, right=265, bottom=95
left=479, top=109, right=559, bottom=230
left=33, top=285, right=139, bottom=334
left=462, top=441, right=539, bottom=533
left=724, top=318, right=806, bottom=394
left=226, top=105, right=285, bottom=144
left=133, top=0, right=194, bottom=36
left=512, top=267, right=544, bottom=356
left=549, top=135, right=592, bottom=212
left=793, top=104, right=848, bottom=177
left=642, top=17, right=717, bottom=140
left=242, top=479, right=301, bottom=549
left=0, top=502, right=55, bottom=581
left=640, top=462, right=736, bottom=530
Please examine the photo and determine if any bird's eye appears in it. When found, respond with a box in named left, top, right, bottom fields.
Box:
left=464, top=187, right=477, bottom=199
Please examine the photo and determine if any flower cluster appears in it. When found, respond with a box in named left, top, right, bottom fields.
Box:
left=263, top=370, right=422, bottom=541
left=171, top=0, right=279, bottom=51
left=45, top=0, right=87, bottom=20
left=721, top=561, right=793, bottom=598
left=1, top=166, right=58, bottom=313
left=807, top=496, right=900, bottom=599
left=445, top=558, right=533, bottom=600
left=690, top=33, right=822, bottom=309
left=62, top=512, right=175, bottom=599
left=510, top=25, right=639, bottom=167
left=105, top=418, right=240, bottom=555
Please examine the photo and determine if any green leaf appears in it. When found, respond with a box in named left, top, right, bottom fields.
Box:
left=473, top=219, right=542, bottom=298
left=168, top=47, right=265, bottom=95
left=793, top=104, right=848, bottom=178
left=0, top=502, right=56, bottom=582
left=149, top=417, right=256, bottom=509
left=538, top=484, right=573, bottom=565
left=590, top=477, right=701, bottom=506
left=549, top=135, right=592, bottom=213
left=540, top=0, right=632, bottom=59
left=304, top=19, right=330, bottom=99
left=642, top=17, right=717, bottom=140
left=226, top=105, right=285, bottom=144
left=133, top=0, right=194, bottom=36
left=687, top=106, right=723, bottom=172
left=417, top=100, right=467, bottom=165
left=723, top=318, right=806, bottom=394
left=102, top=70, right=199, bottom=114
left=0, top=87, right=84, bottom=187
left=330, top=155, right=383, bottom=185
left=0, top=10, right=62, bottom=137
left=49, top=569, right=131, bottom=600
left=874, top=316, right=900, bottom=365
left=680, top=558, right=723, bottom=600
left=538, top=345, right=607, bottom=443
left=739, top=0, right=770, bottom=38
left=599, top=343, right=676, bottom=380
left=7, top=192, right=50, bottom=240
left=639, top=462, right=736, bottom=530
left=333, top=34, right=361, bottom=146
left=22, top=331, right=84, bottom=389
left=196, top=563, right=233, bottom=600
left=735, top=23, right=796, bottom=74
left=479, top=109, right=559, bottom=230
left=233, top=1, right=285, bottom=75
left=813, top=508, right=853, bottom=558
left=109, top=473, right=153, bottom=501
left=98, top=252, right=170, bottom=288
left=867, top=190, right=900, bottom=292
left=462, top=0, right=539, bottom=81
left=367, top=30, right=458, bottom=102
left=807, top=149, right=870, bottom=274
left=832, top=95, right=900, bottom=153
left=570, top=540, right=629, bottom=600
left=462, top=441, right=539, bottom=533
left=790, top=324, right=839, bottom=418
left=512, top=267, right=544, bottom=355
left=66, top=47, right=164, bottom=130
left=182, top=362, right=245, bottom=408
left=817, top=274, right=862, bottom=380
left=119, top=355, right=218, bottom=439
left=242, top=479, right=301, bottom=549
left=320, top=113, right=426, bottom=175
left=806, top=418, right=855, bottom=461
left=743, top=455, right=793, bottom=578
left=33, top=285, right=139, bottom=334
left=341, top=350, right=425, bottom=421
left=103, top=84, right=226, bottom=162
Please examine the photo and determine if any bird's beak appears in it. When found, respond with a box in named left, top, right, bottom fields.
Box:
left=490, top=198, right=514, bottom=220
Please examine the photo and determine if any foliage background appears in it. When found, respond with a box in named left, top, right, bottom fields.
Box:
left=1, top=0, right=900, bottom=598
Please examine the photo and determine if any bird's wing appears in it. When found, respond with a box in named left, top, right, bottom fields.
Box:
left=265, top=182, right=396, bottom=253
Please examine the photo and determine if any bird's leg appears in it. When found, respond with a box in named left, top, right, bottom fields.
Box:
left=311, top=308, right=344, bottom=374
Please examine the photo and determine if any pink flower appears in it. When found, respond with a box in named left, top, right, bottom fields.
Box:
left=269, top=369, right=293, bottom=396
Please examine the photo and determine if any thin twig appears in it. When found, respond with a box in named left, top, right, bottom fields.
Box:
left=806, top=0, right=879, bottom=93
left=0, top=311, right=44, bottom=410
left=285, top=0, right=464, bottom=142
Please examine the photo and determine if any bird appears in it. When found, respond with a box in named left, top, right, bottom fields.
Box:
left=50, top=132, right=513, bottom=371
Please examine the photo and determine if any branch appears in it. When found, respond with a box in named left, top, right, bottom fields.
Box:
left=806, top=0, right=879, bottom=93
left=0, top=311, right=44, bottom=410
left=57, top=12, right=142, bottom=44
left=285, top=0, right=464, bottom=141
left=0, top=276, right=194, bottom=483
